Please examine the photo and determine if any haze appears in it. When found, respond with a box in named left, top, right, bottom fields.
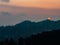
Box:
left=0, top=0, right=60, bottom=26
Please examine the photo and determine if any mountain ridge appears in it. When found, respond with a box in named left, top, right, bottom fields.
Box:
left=0, top=19, right=60, bottom=40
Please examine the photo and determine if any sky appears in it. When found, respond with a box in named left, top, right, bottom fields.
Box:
left=0, top=0, right=60, bottom=26
left=0, top=0, right=60, bottom=8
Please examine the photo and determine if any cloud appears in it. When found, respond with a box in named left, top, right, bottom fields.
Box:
left=0, top=0, right=10, bottom=2
left=0, top=12, right=11, bottom=16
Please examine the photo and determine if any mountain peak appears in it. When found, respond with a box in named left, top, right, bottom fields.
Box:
left=44, top=19, right=54, bottom=22
left=15, top=20, right=32, bottom=26
left=38, top=19, right=55, bottom=23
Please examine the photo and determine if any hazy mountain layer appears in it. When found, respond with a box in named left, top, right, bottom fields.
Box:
left=0, top=20, right=60, bottom=40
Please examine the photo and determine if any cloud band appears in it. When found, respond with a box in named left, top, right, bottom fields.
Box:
left=0, top=0, right=10, bottom=2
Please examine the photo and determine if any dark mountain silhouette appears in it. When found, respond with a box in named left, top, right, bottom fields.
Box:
left=0, top=29, right=60, bottom=45
left=0, top=20, right=60, bottom=40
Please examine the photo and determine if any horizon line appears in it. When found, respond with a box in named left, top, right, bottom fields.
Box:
left=0, top=19, right=60, bottom=27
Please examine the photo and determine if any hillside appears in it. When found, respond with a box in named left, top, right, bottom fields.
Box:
left=0, top=20, right=60, bottom=40
left=0, top=29, right=60, bottom=45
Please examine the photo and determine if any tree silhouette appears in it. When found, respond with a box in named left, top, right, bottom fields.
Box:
left=0, top=29, right=60, bottom=45
left=18, top=37, right=25, bottom=45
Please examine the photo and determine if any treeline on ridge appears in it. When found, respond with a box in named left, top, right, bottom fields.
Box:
left=0, top=29, right=60, bottom=45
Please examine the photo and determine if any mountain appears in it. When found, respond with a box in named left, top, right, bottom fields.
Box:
left=0, top=20, right=60, bottom=40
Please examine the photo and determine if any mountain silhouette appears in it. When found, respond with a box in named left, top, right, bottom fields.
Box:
left=0, top=20, right=60, bottom=40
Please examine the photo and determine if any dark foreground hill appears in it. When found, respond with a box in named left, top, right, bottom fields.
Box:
left=0, top=20, right=60, bottom=40
left=0, top=29, right=60, bottom=45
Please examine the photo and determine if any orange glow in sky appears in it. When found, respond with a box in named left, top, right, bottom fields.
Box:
left=0, top=0, right=60, bottom=9
left=48, top=17, right=52, bottom=20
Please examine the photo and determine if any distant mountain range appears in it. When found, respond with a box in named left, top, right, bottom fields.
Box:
left=0, top=19, right=60, bottom=40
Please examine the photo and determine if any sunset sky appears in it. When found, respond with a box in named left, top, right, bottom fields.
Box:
left=0, top=0, right=60, bottom=26
left=0, top=0, right=60, bottom=9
